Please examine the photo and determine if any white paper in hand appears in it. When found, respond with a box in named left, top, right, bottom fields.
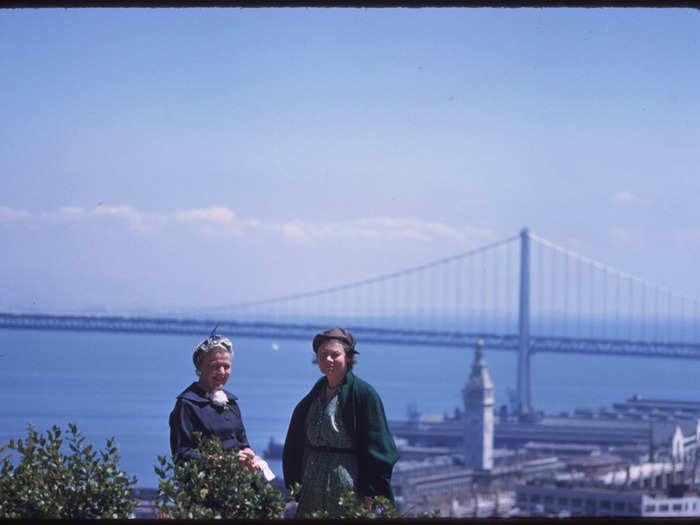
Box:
left=253, top=456, right=276, bottom=482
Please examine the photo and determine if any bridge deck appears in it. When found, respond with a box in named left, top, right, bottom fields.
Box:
left=2, top=312, right=700, bottom=359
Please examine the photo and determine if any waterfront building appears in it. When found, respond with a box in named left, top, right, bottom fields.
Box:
left=391, top=404, right=700, bottom=463
left=515, top=483, right=700, bottom=517
left=388, top=340, right=700, bottom=517
left=392, top=453, right=567, bottom=516
left=462, top=339, right=494, bottom=471
left=130, top=488, right=160, bottom=519
left=597, top=460, right=687, bottom=489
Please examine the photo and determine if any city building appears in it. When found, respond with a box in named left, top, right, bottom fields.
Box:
left=462, top=339, right=494, bottom=471
left=515, top=483, right=700, bottom=517
left=389, top=340, right=700, bottom=517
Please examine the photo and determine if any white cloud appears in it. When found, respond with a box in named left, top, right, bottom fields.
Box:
left=175, top=206, right=244, bottom=236
left=279, top=221, right=310, bottom=243
left=0, top=204, right=493, bottom=245
left=58, top=206, right=85, bottom=216
left=613, top=191, right=647, bottom=205
left=92, top=205, right=140, bottom=220
left=176, top=206, right=236, bottom=225
left=91, top=205, right=159, bottom=231
left=353, top=217, right=460, bottom=241
left=0, top=206, right=31, bottom=222
left=271, top=216, right=493, bottom=244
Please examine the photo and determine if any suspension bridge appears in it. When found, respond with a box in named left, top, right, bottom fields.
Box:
left=1, top=228, right=699, bottom=417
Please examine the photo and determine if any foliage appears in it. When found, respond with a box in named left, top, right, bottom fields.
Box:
left=417, top=508, right=442, bottom=518
left=0, top=423, right=138, bottom=519
left=304, top=490, right=402, bottom=519
left=302, top=489, right=440, bottom=519
left=155, top=432, right=295, bottom=519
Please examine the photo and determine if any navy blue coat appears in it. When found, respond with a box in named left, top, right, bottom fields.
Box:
left=169, top=382, right=250, bottom=461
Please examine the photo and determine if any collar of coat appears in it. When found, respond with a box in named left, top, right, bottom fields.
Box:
left=310, top=370, right=356, bottom=406
left=305, top=371, right=360, bottom=437
left=177, top=382, right=238, bottom=404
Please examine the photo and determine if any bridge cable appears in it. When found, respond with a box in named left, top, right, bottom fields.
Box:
left=668, top=288, right=672, bottom=343
left=471, top=250, right=476, bottom=334
left=222, top=234, right=519, bottom=312
left=481, top=249, right=487, bottom=333
left=654, top=286, right=660, bottom=343
left=492, top=245, right=497, bottom=333
left=577, top=257, right=582, bottom=338
left=507, top=239, right=514, bottom=334
left=693, top=300, right=698, bottom=342
left=628, top=275, right=633, bottom=341
left=531, top=233, right=698, bottom=328
left=564, top=249, right=569, bottom=337
left=590, top=262, right=595, bottom=338
left=602, top=265, right=607, bottom=339
left=641, top=281, right=646, bottom=341
left=535, top=239, right=542, bottom=335
left=551, top=243, right=556, bottom=336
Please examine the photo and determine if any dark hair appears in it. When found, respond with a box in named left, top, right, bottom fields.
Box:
left=312, top=338, right=358, bottom=371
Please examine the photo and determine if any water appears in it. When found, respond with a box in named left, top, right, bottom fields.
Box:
left=2, top=328, right=700, bottom=488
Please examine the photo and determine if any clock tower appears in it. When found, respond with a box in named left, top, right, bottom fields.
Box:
left=462, top=339, right=494, bottom=470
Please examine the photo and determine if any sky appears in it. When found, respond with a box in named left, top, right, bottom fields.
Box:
left=1, top=7, right=699, bottom=315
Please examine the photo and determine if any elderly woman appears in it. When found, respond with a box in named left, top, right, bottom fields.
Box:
left=283, top=328, right=399, bottom=517
left=169, top=334, right=273, bottom=480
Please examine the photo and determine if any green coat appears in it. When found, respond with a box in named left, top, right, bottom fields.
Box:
left=283, top=371, right=400, bottom=501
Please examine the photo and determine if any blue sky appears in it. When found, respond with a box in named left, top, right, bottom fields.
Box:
left=1, top=8, right=699, bottom=314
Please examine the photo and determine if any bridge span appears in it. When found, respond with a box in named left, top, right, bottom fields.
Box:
left=2, top=312, right=699, bottom=361
left=2, top=228, right=699, bottom=418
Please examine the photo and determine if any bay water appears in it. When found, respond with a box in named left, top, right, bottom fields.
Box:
left=2, top=328, right=700, bottom=488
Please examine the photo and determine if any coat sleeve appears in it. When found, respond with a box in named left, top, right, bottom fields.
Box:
left=357, top=383, right=400, bottom=500
left=169, top=399, right=201, bottom=461
left=282, top=397, right=310, bottom=496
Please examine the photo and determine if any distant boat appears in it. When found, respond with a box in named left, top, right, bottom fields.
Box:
left=407, top=402, right=421, bottom=423
left=263, top=436, right=284, bottom=459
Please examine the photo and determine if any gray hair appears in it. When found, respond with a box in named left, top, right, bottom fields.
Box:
left=192, top=335, right=233, bottom=375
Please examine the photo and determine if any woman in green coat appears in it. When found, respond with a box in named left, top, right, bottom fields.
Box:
left=282, top=328, right=399, bottom=518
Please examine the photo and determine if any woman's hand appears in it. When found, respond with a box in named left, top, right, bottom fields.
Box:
left=236, top=448, right=276, bottom=481
left=237, top=447, right=257, bottom=471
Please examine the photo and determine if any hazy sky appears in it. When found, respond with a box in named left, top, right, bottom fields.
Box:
left=1, top=7, right=699, bottom=314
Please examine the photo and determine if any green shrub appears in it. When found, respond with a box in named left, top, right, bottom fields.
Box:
left=303, top=489, right=440, bottom=519
left=304, top=490, right=402, bottom=519
left=0, top=423, right=137, bottom=519
left=155, top=432, right=295, bottom=519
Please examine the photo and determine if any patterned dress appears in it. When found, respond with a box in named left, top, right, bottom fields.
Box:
left=295, top=387, right=358, bottom=518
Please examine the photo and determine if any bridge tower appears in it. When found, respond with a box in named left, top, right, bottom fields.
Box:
left=517, top=227, right=532, bottom=418
left=463, top=339, right=494, bottom=470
